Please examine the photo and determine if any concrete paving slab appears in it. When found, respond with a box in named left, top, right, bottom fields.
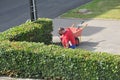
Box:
left=0, top=77, right=43, bottom=80
left=52, top=18, right=120, bottom=55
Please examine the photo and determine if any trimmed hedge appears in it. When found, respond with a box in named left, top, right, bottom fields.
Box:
left=0, top=18, right=53, bottom=44
left=0, top=18, right=120, bottom=80
left=0, top=41, right=120, bottom=80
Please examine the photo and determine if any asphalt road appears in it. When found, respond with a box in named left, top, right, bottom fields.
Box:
left=0, top=0, right=91, bottom=32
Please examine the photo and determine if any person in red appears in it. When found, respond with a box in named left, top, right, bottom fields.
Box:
left=58, top=27, right=76, bottom=49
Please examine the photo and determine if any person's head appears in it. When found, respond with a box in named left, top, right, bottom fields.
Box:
left=58, top=27, right=65, bottom=35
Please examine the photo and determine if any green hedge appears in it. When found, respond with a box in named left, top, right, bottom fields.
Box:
left=0, top=18, right=120, bottom=80
left=0, top=41, right=120, bottom=80
left=0, top=18, right=53, bottom=44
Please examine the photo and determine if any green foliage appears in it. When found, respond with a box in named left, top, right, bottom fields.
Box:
left=0, top=41, right=120, bottom=80
left=0, top=18, right=53, bottom=44
left=0, top=18, right=120, bottom=80
left=61, top=0, right=120, bottom=19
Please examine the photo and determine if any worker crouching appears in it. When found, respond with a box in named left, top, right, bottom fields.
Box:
left=58, top=27, right=76, bottom=49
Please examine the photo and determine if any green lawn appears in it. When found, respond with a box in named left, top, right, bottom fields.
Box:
left=61, top=0, right=120, bottom=19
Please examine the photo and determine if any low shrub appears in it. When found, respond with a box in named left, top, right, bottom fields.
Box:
left=0, top=41, right=120, bottom=80
left=0, top=18, right=53, bottom=44
left=0, top=18, right=120, bottom=80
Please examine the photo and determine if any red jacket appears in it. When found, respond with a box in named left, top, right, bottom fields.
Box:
left=60, top=28, right=76, bottom=47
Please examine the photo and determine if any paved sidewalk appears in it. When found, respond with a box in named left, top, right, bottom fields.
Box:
left=53, top=18, right=120, bottom=55
left=0, top=77, right=43, bottom=80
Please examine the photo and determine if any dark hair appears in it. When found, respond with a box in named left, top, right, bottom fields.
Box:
left=58, top=27, right=64, bottom=35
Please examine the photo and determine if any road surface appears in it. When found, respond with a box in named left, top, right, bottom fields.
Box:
left=0, top=0, right=91, bottom=32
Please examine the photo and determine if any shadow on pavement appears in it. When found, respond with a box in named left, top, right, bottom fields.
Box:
left=77, top=40, right=105, bottom=51
left=78, top=41, right=99, bottom=51
left=82, top=26, right=105, bottom=36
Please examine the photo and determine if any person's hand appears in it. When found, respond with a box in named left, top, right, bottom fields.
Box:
left=65, top=43, right=69, bottom=48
